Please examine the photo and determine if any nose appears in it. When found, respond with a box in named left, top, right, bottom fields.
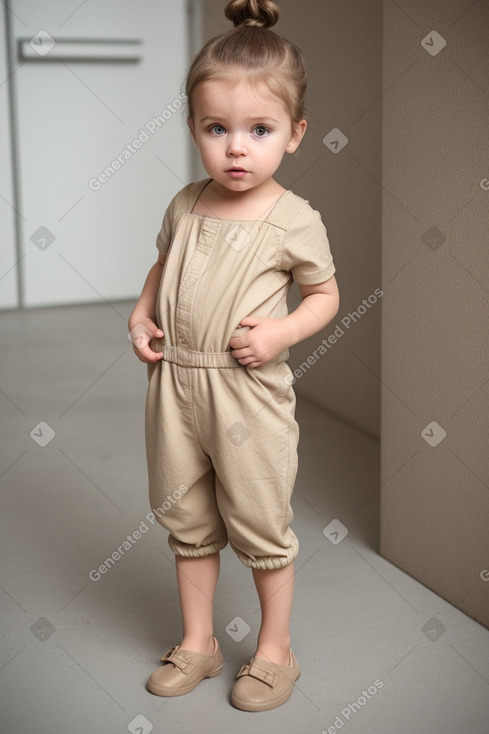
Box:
left=226, top=132, right=247, bottom=157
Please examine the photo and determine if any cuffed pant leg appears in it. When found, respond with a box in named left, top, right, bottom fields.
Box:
left=145, top=361, right=228, bottom=557
left=201, top=361, right=300, bottom=570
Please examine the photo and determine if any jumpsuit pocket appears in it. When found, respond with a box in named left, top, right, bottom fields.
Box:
left=273, top=361, right=296, bottom=403
left=146, top=359, right=159, bottom=385
left=243, top=359, right=295, bottom=411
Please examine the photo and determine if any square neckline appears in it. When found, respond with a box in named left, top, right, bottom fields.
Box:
left=187, top=178, right=291, bottom=223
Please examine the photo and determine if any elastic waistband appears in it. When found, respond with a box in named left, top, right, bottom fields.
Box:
left=159, top=343, right=241, bottom=368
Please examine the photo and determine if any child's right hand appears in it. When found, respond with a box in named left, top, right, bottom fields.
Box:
left=128, top=318, right=164, bottom=363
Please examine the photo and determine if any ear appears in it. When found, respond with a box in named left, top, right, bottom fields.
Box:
left=285, top=119, right=307, bottom=154
left=187, top=116, right=197, bottom=146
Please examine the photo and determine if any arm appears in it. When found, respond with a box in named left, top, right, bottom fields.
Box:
left=128, top=253, right=167, bottom=363
left=281, top=276, right=340, bottom=347
left=230, top=276, right=340, bottom=369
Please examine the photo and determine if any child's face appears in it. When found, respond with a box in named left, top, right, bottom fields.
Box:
left=187, top=78, right=306, bottom=195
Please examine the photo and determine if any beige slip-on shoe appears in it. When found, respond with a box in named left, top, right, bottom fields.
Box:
left=231, top=650, right=301, bottom=712
left=147, top=636, right=223, bottom=697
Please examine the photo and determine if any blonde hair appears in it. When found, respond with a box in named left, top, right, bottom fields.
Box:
left=184, top=0, right=308, bottom=128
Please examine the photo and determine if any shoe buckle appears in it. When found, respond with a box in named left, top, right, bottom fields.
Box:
left=242, top=660, right=277, bottom=688
left=160, top=648, right=195, bottom=674
left=160, top=646, right=177, bottom=662
left=170, top=652, right=198, bottom=675
left=169, top=653, right=190, bottom=671
left=236, top=663, right=249, bottom=679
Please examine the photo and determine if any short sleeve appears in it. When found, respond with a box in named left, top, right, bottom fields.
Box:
left=155, top=191, right=178, bottom=260
left=280, top=202, right=336, bottom=284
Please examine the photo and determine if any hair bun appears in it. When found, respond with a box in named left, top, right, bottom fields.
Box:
left=224, top=0, right=279, bottom=29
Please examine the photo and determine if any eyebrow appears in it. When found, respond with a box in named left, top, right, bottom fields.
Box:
left=199, top=116, right=279, bottom=123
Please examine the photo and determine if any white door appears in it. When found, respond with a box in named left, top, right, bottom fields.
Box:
left=5, top=0, right=190, bottom=307
left=0, top=7, right=18, bottom=309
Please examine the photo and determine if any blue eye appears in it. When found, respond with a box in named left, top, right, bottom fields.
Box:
left=210, top=124, right=226, bottom=135
left=254, top=125, right=270, bottom=137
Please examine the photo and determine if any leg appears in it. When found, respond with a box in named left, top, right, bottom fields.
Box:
left=252, top=561, right=295, bottom=666
left=146, top=551, right=223, bottom=697
left=229, top=561, right=299, bottom=712
left=176, top=552, right=220, bottom=655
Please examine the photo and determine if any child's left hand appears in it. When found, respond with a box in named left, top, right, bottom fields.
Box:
left=229, top=316, right=291, bottom=368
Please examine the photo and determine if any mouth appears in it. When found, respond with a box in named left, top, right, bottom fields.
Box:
left=226, top=166, right=248, bottom=172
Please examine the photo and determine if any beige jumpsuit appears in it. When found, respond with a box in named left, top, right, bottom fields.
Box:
left=145, top=178, right=335, bottom=570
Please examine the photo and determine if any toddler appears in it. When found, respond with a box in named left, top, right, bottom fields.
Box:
left=128, top=0, right=340, bottom=712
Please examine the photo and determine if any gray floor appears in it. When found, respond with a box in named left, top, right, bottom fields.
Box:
left=0, top=301, right=488, bottom=734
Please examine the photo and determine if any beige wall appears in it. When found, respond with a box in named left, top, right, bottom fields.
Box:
left=197, top=0, right=383, bottom=439
left=380, top=0, right=489, bottom=630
